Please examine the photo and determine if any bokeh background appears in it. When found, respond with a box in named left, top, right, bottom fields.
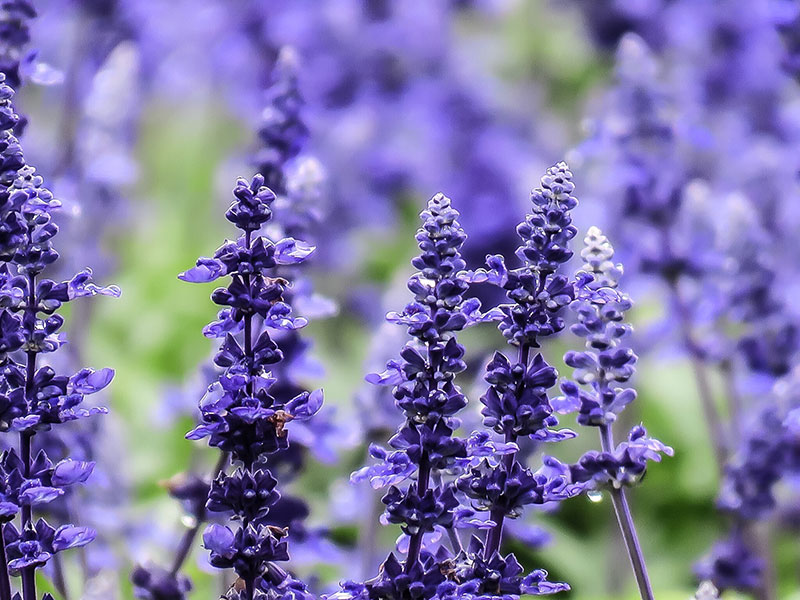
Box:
left=8, top=0, right=800, bottom=598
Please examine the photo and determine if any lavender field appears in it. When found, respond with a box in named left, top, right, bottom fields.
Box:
left=0, top=1, right=795, bottom=599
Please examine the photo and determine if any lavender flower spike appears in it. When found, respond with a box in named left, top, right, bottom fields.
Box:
left=343, top=193, right=492, bottom=599
left=0, top=74, right=117, bottom=600
left=559, top=227, right=672, bottom=600
left=178, top=173, right=319, bottom=600
left=462, top=161, right=579, bottom=550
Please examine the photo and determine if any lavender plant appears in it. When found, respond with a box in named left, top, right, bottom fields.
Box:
left=576, top=33, right=730, bottom=480
left=347, top=192, right=535, bottom=599
left=2, top=1, right=796, bottom=597
left=133, top=45, right=339, bottom=600
left=247, top=46, right=341, bottom=571
left=172, top=173, right=321, bottom=600
left=0, top=74, right=119, bottom=600
left=457, top=161, right=581, bottom=562
left=344, top=170, right=587, bottom=599
left=349, top=193, right=482, bottom=598
left=556, top=227, right=672, bottom=600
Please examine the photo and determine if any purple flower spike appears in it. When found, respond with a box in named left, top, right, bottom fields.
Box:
left=446, top=163, right=579, bottom=596
left=174, top=148, right=330, bottom=594
left=0, top=73, right=116, bottom=597
left=562, top=226, right=670, bottom=600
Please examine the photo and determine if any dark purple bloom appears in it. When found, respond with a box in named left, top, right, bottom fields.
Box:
left=3, top=519, right=94, bottom=573
left=434, top=163, right=580, bottom=596
left=554, top=227, right=638, bottom=427
left=0, top=73, right=117, bottom=598
left=458, top=459, right=582, bottom=517
left=569, top=425, right=673, bottom=489
left=559, top=226, right=670, bottom=598
left=467, top=161, right=577, bottom=348
left=176, top=169, right=323, bottom=596
left=479, top=351, right=573, bottom=441
left=347, top=192, right=498, bottom=597
left=431, top=536, right=568, bottom=600
left=130, top=564, right=192, bottom=600
left=207, top=467, right=280, bottom=523
left=695, top=532, right=764, bottom=593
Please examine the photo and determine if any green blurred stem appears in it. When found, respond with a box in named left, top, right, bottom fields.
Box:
left=52, top=554, right=69, bottom=600
left=170, top=451, right=229, bottom=576
left=600, top=424, right=655, bottom=600
left=359, top=487, right=383, bottom=580
left=752, top=523, right=777, bottom=600
left=358, top=426, right=394, bottom=579
left=720, top=359, right=742, bottom=435
left=668, top=281, right=728, bottom=474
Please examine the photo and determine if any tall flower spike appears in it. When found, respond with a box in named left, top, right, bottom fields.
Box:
left=254, top=47, right=309, bottom=198
left=0, top=74, right=118, bottom=600
left=250, top=46, right=340, bottom=571
left=138, top=51, right=335, bottom=600
left=343, top=193, right=494, bottom=600
left=176, top=172, right=320, bottom=600
left=445, top=163, right=580, bottom=597
left=467, top=161, right=578, bottom=347
left=559, top=227, right=672, bottom=600
left=556, top=226, right=636, bottom=427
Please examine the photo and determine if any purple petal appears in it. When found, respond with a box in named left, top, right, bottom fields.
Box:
left=274, top=238, right=315, bottom=264
left=52, top=460, right=95, bottom=486
left=52, top=526, right=96, bottom=551
left=178, top=258, right=227, bottom=283
left=286, top=389, right=323, bottom=421
left=19, top=486, right=63, bottom=506
left=68, top=269, right=121, bottom=298
left=203, top=524, right=235, bottom=557
left=69, top=368, right=114, bottom=394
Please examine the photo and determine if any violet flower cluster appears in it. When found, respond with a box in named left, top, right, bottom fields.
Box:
left=248, top=46, right=340, bottom=569
left=459, top=162, right=582, bottom=565
left=133, top=46, right=340, bottom=600
left=5, top=1, right=798, bottom=598
left=0, top=73, right=119, bottom=600
left=176, top=173, right=321, bottom=600
left=575, top=6, right=800, bottom=595
left=338, top=163, right=675, bottom=600
left=133, top=164, right=328, bottom=597
left=346, top=188, right=571, bottom=600
left=352, top=192, right=481, bottom=598
left=555, top=227, right=672, bottom=600
left=0, top=1, right=34, bottom=90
